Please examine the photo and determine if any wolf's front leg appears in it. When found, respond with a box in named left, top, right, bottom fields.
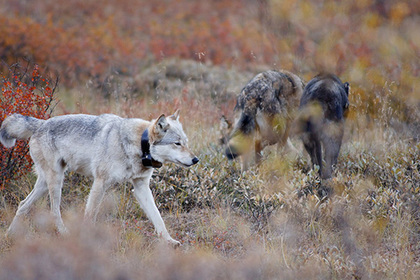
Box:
left=132, top=176, right=180, bottom=247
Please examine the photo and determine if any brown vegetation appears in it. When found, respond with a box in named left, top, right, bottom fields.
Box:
left=0, top=0, right=419, bottom=279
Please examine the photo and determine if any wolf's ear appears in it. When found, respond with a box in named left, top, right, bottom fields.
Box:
left=220, top=115, right=231, bottom=131
left=155, top=114, right=169, bottom=133
left=344, top=82, right=350, bottom=96
left=219, top=115, right=232, bottom=145
left=170, top=109, right=180, bottom=121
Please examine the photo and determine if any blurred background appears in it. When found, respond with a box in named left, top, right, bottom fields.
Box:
left=1, top=0, right=418, bottom=133
left=0, top=1, right=419, bottom=279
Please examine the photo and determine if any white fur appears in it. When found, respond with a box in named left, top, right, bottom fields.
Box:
left=2, top=111, right=198, bottom=246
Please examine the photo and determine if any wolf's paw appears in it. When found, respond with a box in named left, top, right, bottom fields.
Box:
left=168, top=238, right=181, bottom=248
left=57, top=224, right=69, bottom=235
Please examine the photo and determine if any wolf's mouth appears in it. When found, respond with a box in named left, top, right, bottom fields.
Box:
left=225, top=147, right=239, bottom=160
left=174, top=157, right=199, bottom=167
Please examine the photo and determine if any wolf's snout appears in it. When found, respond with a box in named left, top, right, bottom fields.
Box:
left=225, top=146, right=239, bottom=160
left=192, top=157, right=199, bottom=165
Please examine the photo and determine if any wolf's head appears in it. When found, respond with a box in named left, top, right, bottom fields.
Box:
left=220, top=111, right=255, bottom=160
left=149, top=110, right=199, bottom=167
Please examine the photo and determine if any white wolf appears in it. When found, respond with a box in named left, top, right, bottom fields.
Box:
left=0, top=110, right=198, bottom=246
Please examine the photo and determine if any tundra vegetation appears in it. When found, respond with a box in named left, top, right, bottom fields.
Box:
left=0, top=0, right=419, bottom=279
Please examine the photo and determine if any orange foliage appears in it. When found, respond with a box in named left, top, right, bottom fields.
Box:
left=0, top=0, right=418, bottom=125
left=1, top=0, right=418, bottom=86
left=0, top=62, right=57, bottom=187
left=0, top=0, right=274, bottom=85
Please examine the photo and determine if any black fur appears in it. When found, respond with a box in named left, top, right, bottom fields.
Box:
left=236, top=113, right=255, bottom=135
left=299, top=73, right=349, bottom=179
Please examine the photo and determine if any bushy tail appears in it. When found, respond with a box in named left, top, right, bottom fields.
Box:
left=294, top=102, right=324, bottom=136
left=227, top=111, right=257, bottom=156
left=0, top=114, right=44, bottom=148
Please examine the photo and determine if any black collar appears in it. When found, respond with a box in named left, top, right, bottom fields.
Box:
left=141, top=129, right=162, bottom=168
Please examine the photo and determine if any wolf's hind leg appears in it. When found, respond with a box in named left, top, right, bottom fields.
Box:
left=240, top=153, right=252, bottom=173
left=303, top=135, right=323, bottom=176
left=255, top=139, right=262, bottom=165
left=84, top=177, right=108, bottom=222
left=322, top=136, right=342, bottom=179
left=6, top=175, right=48, bottom=236
left=46, top=170, right=67, bottom=234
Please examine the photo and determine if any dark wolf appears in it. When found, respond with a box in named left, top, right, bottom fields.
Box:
left=221, top=70, right=304, bottom=171
left=298, top=73, right=350, bottom=179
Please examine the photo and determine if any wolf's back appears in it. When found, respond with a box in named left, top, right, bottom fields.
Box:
left=0, top=114, right=44, bottom=148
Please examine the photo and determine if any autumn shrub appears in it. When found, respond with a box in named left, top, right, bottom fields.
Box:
left=0, top=1, right=419, bottom=278
left=0, top=62, right=57, bottom=188
left=1, top=0, right=418, bottom=135
left=0, top=0, right=274, bottom=87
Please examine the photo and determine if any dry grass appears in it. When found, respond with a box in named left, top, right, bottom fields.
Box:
left=0, top=0, right=419, bottom=279
left=0, top=60, right=419, bottom=279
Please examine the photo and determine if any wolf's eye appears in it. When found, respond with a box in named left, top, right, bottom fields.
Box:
left=174, top=142, right=181, bottom=146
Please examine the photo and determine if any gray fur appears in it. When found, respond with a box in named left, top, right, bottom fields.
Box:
left=222, top=70, right=304, bottom=171
left=0, top=114, right=44, bottom=148
left=2, top=112, right=198, bottom=245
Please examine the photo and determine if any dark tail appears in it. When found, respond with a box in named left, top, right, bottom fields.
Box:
left=295, top=102, right=324, bottom=135
left=225, top=112, right=256, bottom=160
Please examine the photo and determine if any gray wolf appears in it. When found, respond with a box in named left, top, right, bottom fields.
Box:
left=221, top=70, right=304, bottom=172
left=298, top=73, right=349, bottom=179
left=0, top=110, right=198, bottom=246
